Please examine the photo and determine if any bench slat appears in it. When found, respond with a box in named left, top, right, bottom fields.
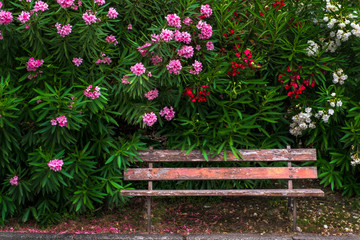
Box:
left=138, top=149, right=316, bottom=162
left=121, top=189, right=324, bottom=197
left=124, top=167, right=318, bottom=181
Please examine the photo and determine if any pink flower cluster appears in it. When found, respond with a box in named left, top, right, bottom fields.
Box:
left=183, top=17, right=192, bottom=26
left=128, top=24, right=132, bottom=29
left=166, top=60, right=182, bottom=75
left=18, top=11, right=30, bottom=23
left=206, top=41, right=214, bottom=51
left=200, top=4, right=213, bottom=18
left=165, top=13, right=181, bottom=29
left=72, top=57, right=83, bottom=67
left=26, top=57, right=44, bottom=71
left=151, top=34, right=160, bottom=43
left=57, top=0, right=74, bottom=8
left=190, top=60, right=202, bottom=75
left=34, top=1, right=49, bottom=12
left=0, top=10, right=13, bottom=25
left=94, top=0, right=105, bottom=6
left=10, top=176, right=19, bottom=186
left=107, top=8, right=118, bottom=19
left=130, top=63, right=146, bottom=76
left=106, top=35, right=118, bottom=46
left=55, top=23, right=72, bottom=37
left=84, top=85, right=101, bottom=99
left=160, top=106, right=175, bottom=121
left=48, top=159, right=63, bottom=172
left=95, top=52, right=111, bottom=65
left=160, top=29, right=174, bottom=42
left=196, top=20, right=213, bottom=39
left=174, top=30, right=191, bottom=44
left=51, top=115, right=67, bottom=127
left=138, top=42, right=151, bottom=56
left=151, top=54, right=163, bottom=65
left=121, top=75, right=130, bottom=84
left=83, top=11, right=100, bottom=25
left=144, top=89, right=158, bottom=100
left=177, top=45, right=194, bottom=59
left=142, top=112, right=157, bottom=127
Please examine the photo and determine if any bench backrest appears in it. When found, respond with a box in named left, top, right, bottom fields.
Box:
left=124, top=147, right=318, bottom=184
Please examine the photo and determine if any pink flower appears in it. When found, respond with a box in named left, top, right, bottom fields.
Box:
left=138, top=42, right=151, bottom=56
left=107, top=7, right=118, bottom=19
left=0, top=30, right=2, bottom=40
left=106, top=35, right=118, bottom=45
left=148, top=72, right=152, bottom=77
left=174, top=31, right=191, bottom=44
left=200, top=4, right=212, bottom=18
left=206, top=41, right=214, bottom=51
left=26, top=57, right=44, bottom=71
left=18, top=11, right=30, bottom=23
left=84, top=85, right=101, bottom=99
left=51, top=119, right=57, bottom=125
left=25, top=24, right=30, bottom=29
left=177, top=45, right=194, bottom=59
left=57, top=0, right=74, bottom=8
left=196, top=45, right=201, bottom=51
left=83, top=11, right=98, bottom=25
left=144, top=89, right=158, bottom=100
left=55, top=23, right=72, bottom=37
left=94, top=0, right=105, bottom=6
left=165, top=13, right=181, bottom=28
left=127, top=24, right=132, bottom=29
left=0, top=2, right=2, bottom=9
left=130, top=63, right=146, bottom=76
left=190, top=60, right=202, bottom=75
left=72, top=57, right=83, bottom=67
left=54, top=115, right=67, bottom=127
left=121, top=75, right=130, bottom=84
left=0, top=10, right=13, bottom=25
left=151, top=54, right=163, bottom=65
left=142, top=112, right=157, bottom=127
left=160, top=106, right=175, bottom=121
left=196, top=20, right=213, bottom=39
left=160, top=29, right=174, bottom=42
left=151, top=34, right=160, bottom=43
left=48, top=159, right=64, bottom=172
left=183, top=17, right=192, bottom=26
left=37, top=99, right=42, bottom=104
left=166, top=60, right=182, bottom=75
left=33, top=1, right=49, bottom=12
left=10, top=176, right=19, bottom=186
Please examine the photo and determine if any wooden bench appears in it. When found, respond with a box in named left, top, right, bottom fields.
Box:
left=121, top=146, right=324, bottom=232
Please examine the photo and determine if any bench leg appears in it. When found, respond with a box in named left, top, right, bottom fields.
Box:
left=146, top=196, right=152, bottom=233
left=293, top=198, right=297, bottom=232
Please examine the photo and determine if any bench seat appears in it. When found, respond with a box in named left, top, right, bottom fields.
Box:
left=121, top=189, right=324, bottom=197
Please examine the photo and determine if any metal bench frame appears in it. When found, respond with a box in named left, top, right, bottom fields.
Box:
left=121, top=146, right=324, bottom=232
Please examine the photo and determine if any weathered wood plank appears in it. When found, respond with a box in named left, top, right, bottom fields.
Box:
left=137, top=149, right=316, bottom=162
left=124, top=167, right=318, bottom=181
left=121, top=189, right=325, bottom=197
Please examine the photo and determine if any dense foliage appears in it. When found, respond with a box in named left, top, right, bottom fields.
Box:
left=1, top=0, right=360, bottom=225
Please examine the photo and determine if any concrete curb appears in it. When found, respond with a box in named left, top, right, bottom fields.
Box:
left=0, top=233, right=360, bottom=240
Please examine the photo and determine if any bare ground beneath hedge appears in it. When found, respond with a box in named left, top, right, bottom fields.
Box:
left=1, top=180, right=360, bottom=235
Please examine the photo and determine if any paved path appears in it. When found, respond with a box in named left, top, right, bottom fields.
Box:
left=0, top=233, right=360, bottom=240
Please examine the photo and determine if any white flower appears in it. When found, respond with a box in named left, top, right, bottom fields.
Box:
left=328, top=109, right=334, bottom=115
left=330, top=102, right=335, bottom=107
left=339, top=22, right=346, bottom=28
left=322, top=114, right=330, bottom=123
left=309, top=123, right=316, bottom=129
left=305, top=107, right=312, bottom=113
left=336, top=100, right=343, bottom=107
left=331, top=93, right=336, bottom=97
left=323, top=16, right=329, bottom=22
left=330, top=31, right=335, bottom=37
